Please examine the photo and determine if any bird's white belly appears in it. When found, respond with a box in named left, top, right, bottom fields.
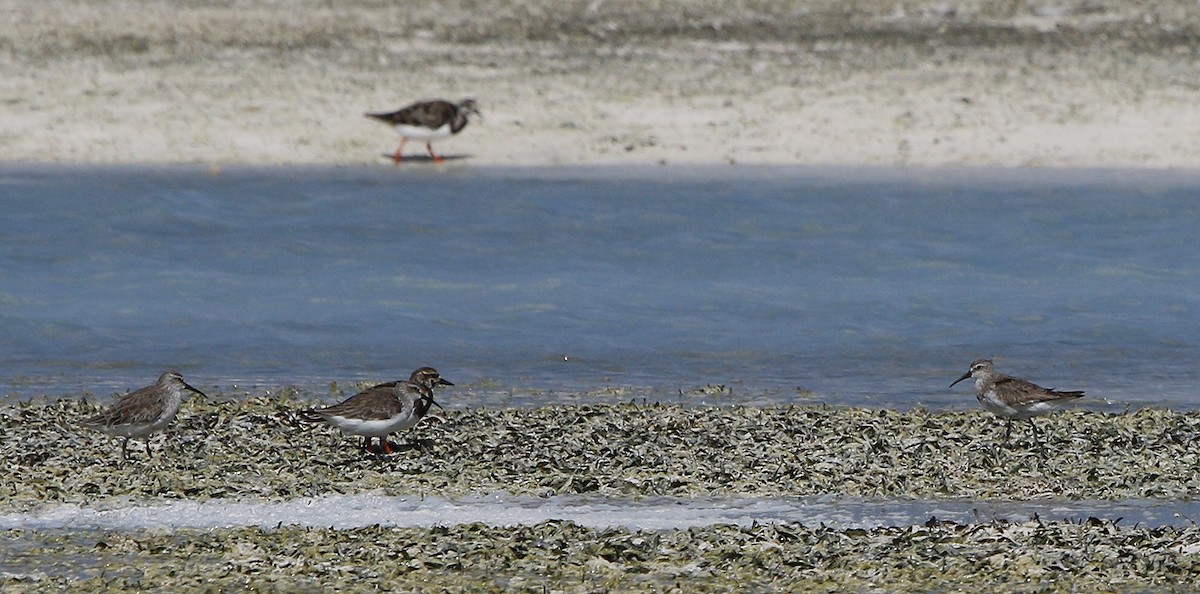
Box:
left=102, top=416, right=171, bottom=438
left=977, top=394, right=1021, bottom=419
left=102, top=423, right=156, bottom=438
left=394, top=124, right=452, bottom=140
left=978, top=392, right=1064, bottom=420
left=327, top=412, right=419, bottom=437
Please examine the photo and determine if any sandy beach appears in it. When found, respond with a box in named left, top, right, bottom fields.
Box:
left=4, top=0, right=1200, bottom=168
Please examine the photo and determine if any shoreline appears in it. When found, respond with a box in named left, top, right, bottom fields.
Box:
left=4, top=1, right=1200, bottom=168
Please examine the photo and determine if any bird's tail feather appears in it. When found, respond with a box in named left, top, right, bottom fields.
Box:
left=297, top=409, right=327, bottom=423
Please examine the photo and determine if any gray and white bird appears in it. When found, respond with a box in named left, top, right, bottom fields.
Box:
left=365, top=98, right=481, bottom=163
left=299, top=367, right=453, bottom=454
left=81, top=371, right=207, bottom=460
left=950, top=358, right=1084, bottom=440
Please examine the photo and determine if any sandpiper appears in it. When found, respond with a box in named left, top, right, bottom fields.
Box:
left=950, top=359, right=1084, bottom=440
left=81, top=371, right=207, bottom=460
left=365, top=98, right=481, bottom=163
left=299, top=367, right=453, bottom=454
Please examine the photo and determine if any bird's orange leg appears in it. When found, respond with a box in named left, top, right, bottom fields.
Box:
left=392, top=138, right=408, bottom=164
left=426, top=142, right=444, bottom=163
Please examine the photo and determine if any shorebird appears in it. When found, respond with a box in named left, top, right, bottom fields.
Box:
left=81, top=371, right=207, bottom=460
left=365, top=98, right=481, bottom=163
left=299, top=367, right=453, bottom=454
left=950, top=359, right=1084, bottom=440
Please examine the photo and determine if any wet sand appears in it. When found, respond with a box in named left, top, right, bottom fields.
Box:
left=4, top=0, right=1200, bottom=167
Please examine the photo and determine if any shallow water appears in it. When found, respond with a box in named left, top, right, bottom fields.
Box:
left=2, top=164, right=1199, bottom=409
left=5, top=493, right=1199, bottom=531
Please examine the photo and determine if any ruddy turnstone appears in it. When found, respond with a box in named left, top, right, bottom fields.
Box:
left=299, top=367, right=453, bottom=454
left=81, top=371, right=207, bottom=460
left=365, top=98, right=480, bottom=163
left=950, top=359, right=1084, bottom=440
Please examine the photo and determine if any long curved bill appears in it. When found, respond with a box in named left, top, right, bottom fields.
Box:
left=949, top=372, right=971, bottom=389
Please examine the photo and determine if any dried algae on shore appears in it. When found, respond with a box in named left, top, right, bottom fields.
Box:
left=3, top=395, right=1198, bottom=509
left=3, top=519, right=1199, bottom=592
left=4, top=393, right=1199, bottom=590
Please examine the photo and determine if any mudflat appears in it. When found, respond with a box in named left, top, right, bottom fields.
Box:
left=4, top=0, right=1200, bottom=167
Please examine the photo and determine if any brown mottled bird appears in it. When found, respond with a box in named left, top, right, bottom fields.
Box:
left=81, top=371, right=207, bottom=460
left=950, top=358, right=1084, bottom=440
left=365, top=98, right=481, bottom=163
left=299, top=367, right=453, bottom=454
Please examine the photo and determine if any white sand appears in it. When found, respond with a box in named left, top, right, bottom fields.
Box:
left=3, top=0, right=1200, bottom=168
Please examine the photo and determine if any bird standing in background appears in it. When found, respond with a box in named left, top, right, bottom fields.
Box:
left=365, top=98, right=481, bottom=163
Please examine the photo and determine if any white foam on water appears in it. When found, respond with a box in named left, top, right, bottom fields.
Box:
left=3, top=494, right=1197, bottom=532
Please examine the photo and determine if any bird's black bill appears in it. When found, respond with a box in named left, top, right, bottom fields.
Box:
left=949, top=372, right=971, bottom=389
left=183, top=382, right=208, bottom=399
left=437, top=378, right=454, bottom=387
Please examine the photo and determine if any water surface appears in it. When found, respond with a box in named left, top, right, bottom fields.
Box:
left=5, top=493, right=1198, bottom=531
left=2, top=165, right=1197, bottom=409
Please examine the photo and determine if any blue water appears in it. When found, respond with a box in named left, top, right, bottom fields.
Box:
left=2, top=164, right=1198, bottom=409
